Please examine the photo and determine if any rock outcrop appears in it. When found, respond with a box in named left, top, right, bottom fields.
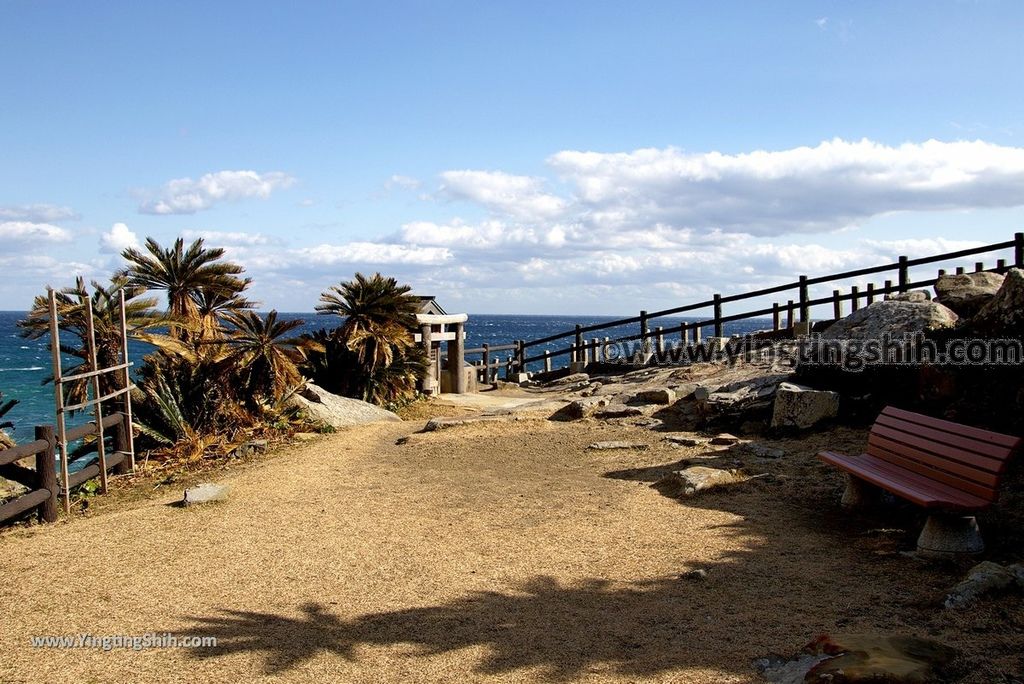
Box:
left=289, top=382, right=401, bottom=429
left=933, top=271, right=1004, bottom=317
left=967, top=267, right=1024, bottom=336
left=821, top=299, right=958, bottom=340
left=770, top=382, right=839, bottom=430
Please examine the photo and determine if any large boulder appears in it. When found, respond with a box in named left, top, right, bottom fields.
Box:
left=968, top=268, right=1024, bottom=336
left=770, top=382, right=839, bottom=430
left=933, top=271, right=1004, bottom=317
left=289, top=382, right=401, bottom=428
left=821, top=299, right=958, bottom=340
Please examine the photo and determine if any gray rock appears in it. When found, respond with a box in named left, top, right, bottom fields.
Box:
left=970, top=268, right=1024, bottom=336
left=630, top=388, right=676, bottom=405
left=709, top=433, right=740, bottom=445
left=289, top=382, right=401, bottom=429
left=293, top=432, right=319, bottom=441
left=585, top=441, right=650, bottom=451
left=770, top=382, right=839, bottom=430
left=557, top=397, right=609, bottom=420
left=653, top=466, right=747, bottom=497
left=232, top=439, right=268, bottom=458
left=885, top=289, right=932, bottom=302
left=662, top=434, right=706, bottom=447
left=423, top=415, right=523, bottom=431
left=944, top=560, right=1019, bottom=609
left=747, top=442, right=785, bottom=458
left=679, top=569, right=707, bottom=581
left=934, top=271, right=1004, bottom=317
left=183, top=483, right=230, bottom=506
left=692, top=386, right=712, bottom=402
left=593, top=405, right=644, bottom=419
left=821, top=299, right=958, bottom=340
left=544, top=372, right=589, bottom=387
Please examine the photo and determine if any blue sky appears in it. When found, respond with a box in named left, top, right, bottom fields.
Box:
left=2, top=1, right=1023, bottom=315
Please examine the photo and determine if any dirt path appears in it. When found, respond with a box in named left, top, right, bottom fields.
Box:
left=0, top=412, right=1019, bottom=683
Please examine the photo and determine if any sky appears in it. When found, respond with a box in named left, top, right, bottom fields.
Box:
left=2, top=1, right=1023, bottom=316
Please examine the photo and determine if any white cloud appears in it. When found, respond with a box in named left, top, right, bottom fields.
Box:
left=99, top=222, right=140, bottom=253
left=439, top=170, right=567, bottom=220
left=182, top=229, right=272, bottom=246
left=547, top=138, right=1024, bottom=236
left=0, top=221, right=72, bottom=242
left=139, top=170, right=295, bottom=215
left=292, top=242, right=452, bottom=266
left=385, top=174, right=422, bottom=191
left=0, top=204, right=79, bottom=222
left=816, top=17, right=828, bottom=29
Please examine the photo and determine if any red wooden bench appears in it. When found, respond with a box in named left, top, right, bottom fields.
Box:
left=818, top=406, right=1021, bottom=555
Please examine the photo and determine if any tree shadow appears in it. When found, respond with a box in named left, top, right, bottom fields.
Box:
left=181, top=572, right=762, bottom=680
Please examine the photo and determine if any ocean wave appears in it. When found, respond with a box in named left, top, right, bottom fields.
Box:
left=0, top=366, right=44, bottom=372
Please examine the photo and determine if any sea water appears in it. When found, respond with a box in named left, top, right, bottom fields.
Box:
left=0, top=311, right=769, bottom=443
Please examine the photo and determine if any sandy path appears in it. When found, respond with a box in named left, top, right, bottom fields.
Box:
left=0, top=414, right=1016, bottom=683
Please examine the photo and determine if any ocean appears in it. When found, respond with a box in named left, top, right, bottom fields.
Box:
left=0, top=311, right=769, bottom=444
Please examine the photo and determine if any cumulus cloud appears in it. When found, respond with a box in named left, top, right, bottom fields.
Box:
left=99, top=222, right=140, bottom=253
left=292, top=242, right=452, bottom=266
left=547, top=139, right=1024, bottom=236
left=0, top=221, right=72, bottom=242
left=0, top=204, right=79, bottom=222
left=182, top=229, right=273, bottom=246
left=439, top=170, right=567, bottom=220
left=139, top=170, right=295, bottom=215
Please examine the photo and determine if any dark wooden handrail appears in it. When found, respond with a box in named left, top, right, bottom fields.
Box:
left=500, top=233, right=1024, bottom=370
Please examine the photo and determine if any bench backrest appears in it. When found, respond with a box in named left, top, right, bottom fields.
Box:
left=867, top=406, right=1021, bottom=503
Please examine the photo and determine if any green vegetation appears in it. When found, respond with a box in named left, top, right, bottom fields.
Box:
left=18, top=238, right=427, bottom=466
left=307, top=272, right=427, bottom=408
left=0, top=390, right=16, bottom=450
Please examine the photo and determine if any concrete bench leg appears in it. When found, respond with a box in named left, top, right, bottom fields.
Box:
left=916, top=514, right=984, bottom=557
left=841, top=475, right=881, bottom=508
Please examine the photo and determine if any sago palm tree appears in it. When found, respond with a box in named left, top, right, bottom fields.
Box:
left=315, top=272, right=420, bottom=373
left=221, top=310, right=316, bottom=404
left=19, top=277, right=173, bottom=406
left=193, top=282, right=256, bottom=342
left=118, top=237, right=247, bottom=341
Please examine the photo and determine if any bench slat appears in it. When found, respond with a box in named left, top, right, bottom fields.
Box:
left=866, top=438, right=997, bottom=501
left=870, top=423, right=1006, bottom=474
left=874, top=414, right=1017, bottom=461
left=880, top=406, right=1022, bottom=450
left=819, top=450, right=990, bottom=510
left=869, top=429, right=1003, bottom=485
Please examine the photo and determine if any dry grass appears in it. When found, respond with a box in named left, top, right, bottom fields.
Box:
left=1, top=405, right=1022, bottom=683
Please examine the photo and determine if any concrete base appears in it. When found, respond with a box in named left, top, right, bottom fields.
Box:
left=916, top=514, right=985, bottom=558
left=840, top=475, right=882, bottom=508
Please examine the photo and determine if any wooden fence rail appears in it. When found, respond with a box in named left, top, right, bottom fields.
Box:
left=0, top=412, right=131, bottom=526
left=480, top=232, right=1024, bottom=373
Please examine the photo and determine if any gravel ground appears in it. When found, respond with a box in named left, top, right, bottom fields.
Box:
left=1, top=408, right=1021, bottom=683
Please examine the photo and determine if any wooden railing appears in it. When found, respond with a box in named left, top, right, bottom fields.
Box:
left=471, top=232, right=1024, bottom=375
left=0, top=412, right=132, bottom=525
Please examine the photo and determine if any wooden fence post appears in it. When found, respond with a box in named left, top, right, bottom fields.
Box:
left=786, top=300, right=795, bottom=329
left=898, top=256, right=909, bottom=293
left=832, top=290, right=842, bottom=320
left=866, top=283, right=875, bottom=304
left=574, top=325, right=583, bottom=366
left=713, top=294, right=723, bottom=337
left=639, top=310, right=649, bottom=352
left=884, top=279, right=893, bottom=296
left=481, top=344, right=490, bottom=383
left=798, top=276, right=809, bottom=323
left=1015, top=232, right=1024, bottom=268
left=113, top=412, right=132, bottom=475
left=543, top=350, right=552, bottom=373
left=35, top=425, right=58, bottom=523
left=955, top=266, right=965, bottom=275
left=975, top=261, right=984, bottom=273
left=590, top=338, right=599, bottom=365
left=997, top=258, right=1007, bottom=272
left=850, top=285, right=859, bottom=312
left=655, top=327, right=664, bottom=355
left=679, top=323, right=688, bottom=345
left=515, top=340, right=525, bottom=374
left=772, top=303, right=780, bottom=331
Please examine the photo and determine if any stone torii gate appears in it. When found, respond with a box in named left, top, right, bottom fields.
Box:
left=413, top=297, right=473, bottom=394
